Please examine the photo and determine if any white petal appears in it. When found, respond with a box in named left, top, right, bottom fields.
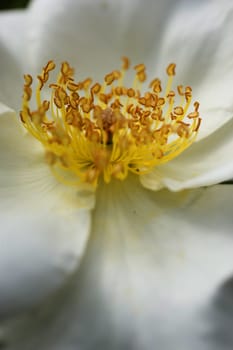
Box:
left=22, top=0, right=233, bottom=141
left=0, top=207, right=90, bottom=316
left=28, top=0, right=181, bottom=78
left=0, top=10, right=28, bottom=69
left=0, top=9, right=32, bottom=109
left=141, top=117, right=233, bottom=192
left=0, top=38, right=24, bottom=110
left=203, top=277, right=233, bottom=350
left=0, top=103, right=95, bottom=208
left=2, top=177, right=233, bottom=350
left=0, top=104, right=92, bottom=315
left=154, top=0, right=233, bottom=139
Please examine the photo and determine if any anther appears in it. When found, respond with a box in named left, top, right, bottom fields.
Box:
left=166, top=63, right=176, bottom=76
left=20, top=57, right=201, bottom=186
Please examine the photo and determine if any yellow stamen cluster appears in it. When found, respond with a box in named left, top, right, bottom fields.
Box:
left=20, top=58, right=201, bottom=187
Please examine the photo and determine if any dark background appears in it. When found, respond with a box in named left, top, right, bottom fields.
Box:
left=0, top=0, right=29, bottom=10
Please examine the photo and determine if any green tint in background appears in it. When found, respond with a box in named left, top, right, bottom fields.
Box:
left=0, top=0, right=30, bottom=10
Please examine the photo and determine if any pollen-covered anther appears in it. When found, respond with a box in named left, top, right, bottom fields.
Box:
left=166, top=63, right=176, bottom=76
left=174, top=106, right=184, bottom=116
left=20, top=57, right=202, bottom=186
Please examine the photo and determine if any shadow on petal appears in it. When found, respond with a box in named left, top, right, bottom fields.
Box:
left=0, top=40, right=23, bottom=110
left=201, top=277, right=233, bottom=350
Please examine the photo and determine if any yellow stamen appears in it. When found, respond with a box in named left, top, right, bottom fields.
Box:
left=20, top=58, right=201, bottom=187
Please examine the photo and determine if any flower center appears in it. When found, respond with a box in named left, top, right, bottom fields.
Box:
left=20, top=58, right=201, bottom=187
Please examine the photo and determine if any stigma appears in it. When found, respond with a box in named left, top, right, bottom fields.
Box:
left=20, top=58, right=201, bottom=187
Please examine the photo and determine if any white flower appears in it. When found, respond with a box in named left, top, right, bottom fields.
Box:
left=0, top=0, right=233, bottom=349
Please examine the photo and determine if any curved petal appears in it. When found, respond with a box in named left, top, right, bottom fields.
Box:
left=28, top=0, right=181, bottom=79
left=0, top=103, right=95, bottom=208
left=0, top=39, right=24, bottom=110
left=2, top=177, right=233, bottom=349
left=141, top=117, right=233, bottom=192
left=154, top=0, right=233, bottom=139
left=0, top=9, right=32, bottom=109
left=201, top=277, right=233, bottom=350
left=0, top=10, right=28, bottom=69
left=0, top=207, right=90, bottom=317
left=0, top=104, right=93, bottom=316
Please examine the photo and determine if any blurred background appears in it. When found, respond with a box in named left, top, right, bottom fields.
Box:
left=0, top=0, right=29, bottom=10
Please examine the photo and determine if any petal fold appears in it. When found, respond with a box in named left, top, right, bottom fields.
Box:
left=0, top=104, right=92, bottom=315
left=28, top=0, right=181, bottom=78
left=0, top=40, right=24, bottom=110
left=0, top=10, right=28, bottom=68
left=0, top=9, right=31, bottom=109
left=154, top=0, right=233, bottom=139
left=2, top=177, right=233, bottom=350
left=141, top=118, right=233, bottom=191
